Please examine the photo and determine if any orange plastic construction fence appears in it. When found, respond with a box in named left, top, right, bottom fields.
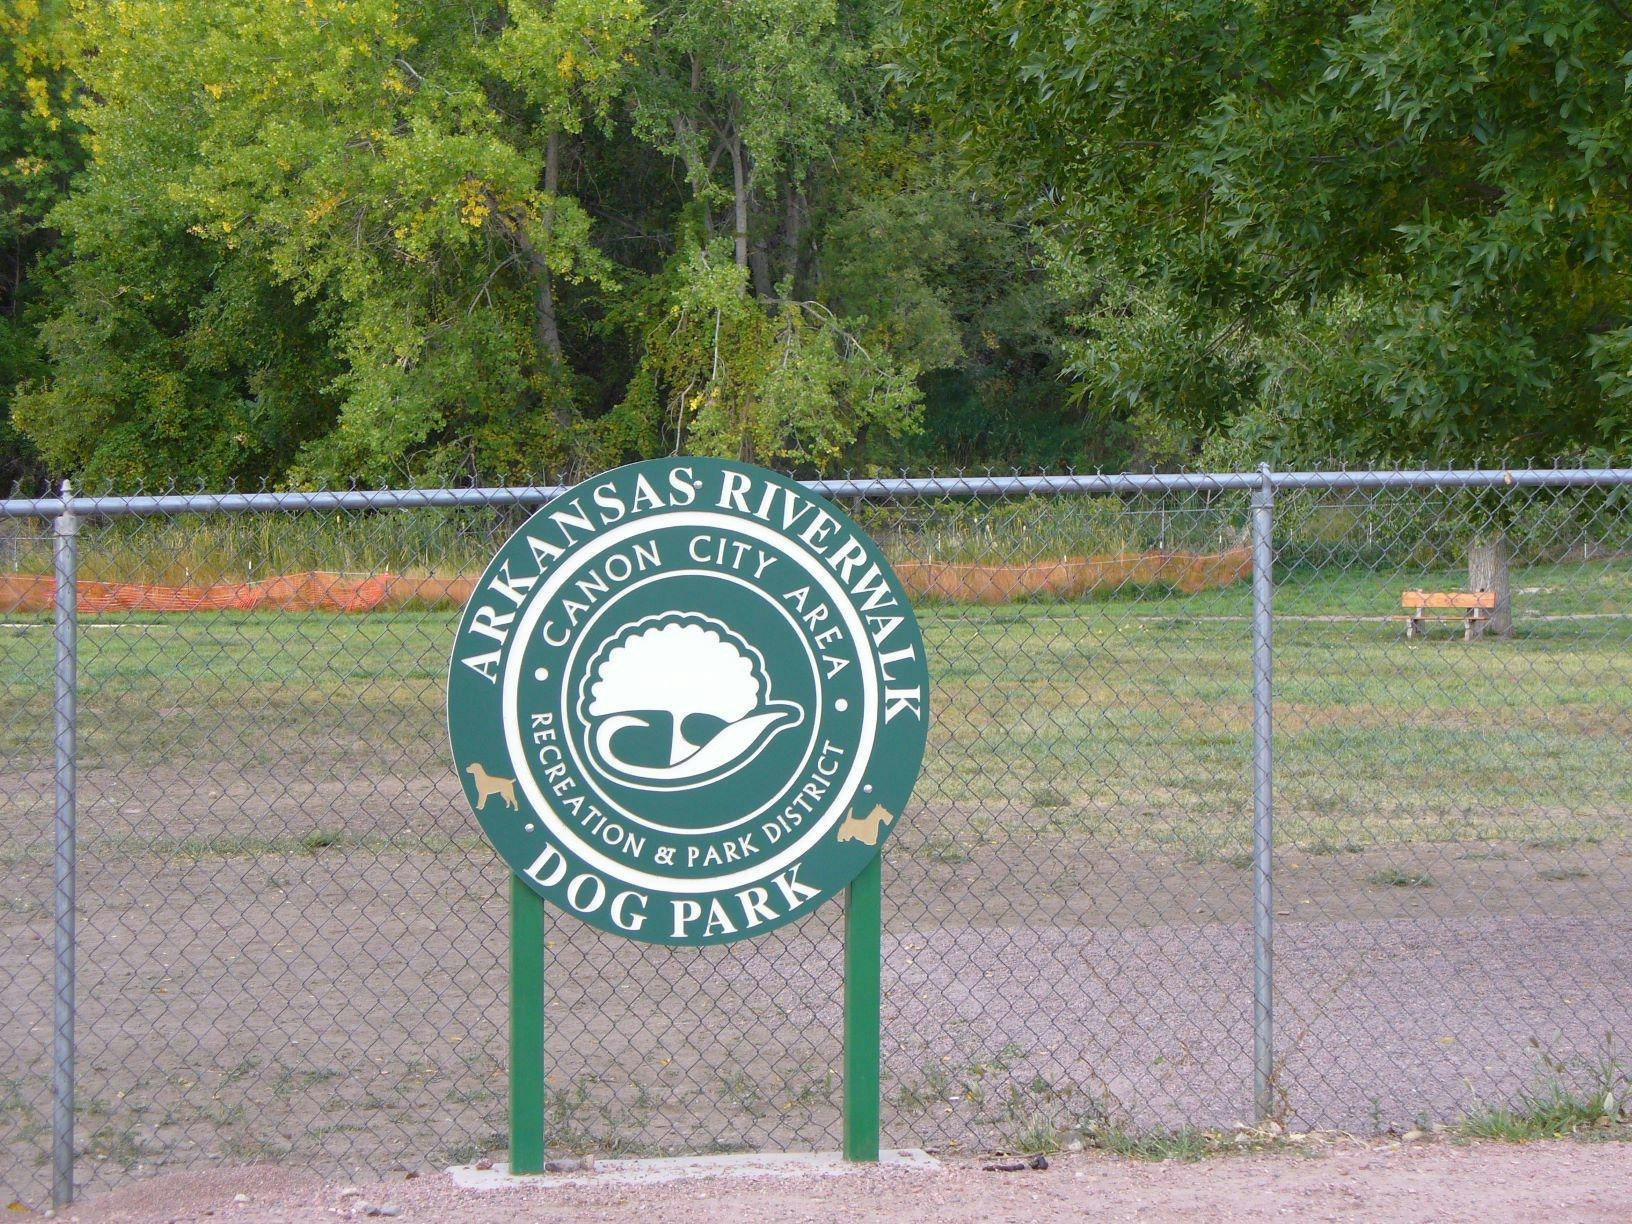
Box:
left=0, top=572, right=473, bottom=615
left=0, top=549, right=1251, bottom=615
left=892, top=547, right=1252, bottom=604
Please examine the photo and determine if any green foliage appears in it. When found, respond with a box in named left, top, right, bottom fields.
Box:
left=17, top=227, right=338, bottom=485
left=19, top=0, right=1624, bottom=480
left=608, top=0, right=925, bottom=462
left=0, top=0, right=81, bottom=488
left=15, top=0, right=934, bottom=486
left=1459, top=1046, right=1628, bottom=1140
left=628, top=0, right=851, bottom=196
left=25, top=0, right=643, bottom=485
left=817, top=130, right=1116, bottom=470
left=899, top=0, right=1632, bottom=465
left=627, top=238, right=920, bottom=464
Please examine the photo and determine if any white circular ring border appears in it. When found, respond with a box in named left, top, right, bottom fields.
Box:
left=500, top=510, right=880, bottom=895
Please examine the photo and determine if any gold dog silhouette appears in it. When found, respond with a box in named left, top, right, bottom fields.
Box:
left=465, top=763, right=518, bottom=811
left=836, top=804, right=893, bottom=846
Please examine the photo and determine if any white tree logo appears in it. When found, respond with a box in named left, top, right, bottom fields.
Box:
left=579, top=613, right=804, bottom=790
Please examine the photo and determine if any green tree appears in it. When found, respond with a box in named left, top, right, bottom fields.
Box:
left=0, top=0, right=80, bottom=488
left=21, top=0, right=648, bottom=485
left=616, top=0, right=923, bottom=466
left=817, top=129, right=1112, bottom=470
left=899, top=0, right=1632, bottom=464
left=18, top=0, right=929, bottom=486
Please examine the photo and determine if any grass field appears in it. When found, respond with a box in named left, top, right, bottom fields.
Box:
left=2, top=554, right=1628, bottom=860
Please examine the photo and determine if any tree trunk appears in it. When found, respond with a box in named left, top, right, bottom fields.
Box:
left=780, top=179, right=804, bottom=292
left=534, top=133, right=563, bottom=366
left=749, top=237, right=773, bottom=300
left=727, top=132, right=750, bottom=277
left=1468, top=535, right=1512, bottom=639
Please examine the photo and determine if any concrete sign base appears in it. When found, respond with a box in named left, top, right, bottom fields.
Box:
left=448, top=1148, right=938, bottom=1191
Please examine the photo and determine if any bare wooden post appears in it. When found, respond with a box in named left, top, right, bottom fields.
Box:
left=1468, top=537, right=1511, bottom=638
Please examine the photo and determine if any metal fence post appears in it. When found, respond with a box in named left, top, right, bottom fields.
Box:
left=51, top=480, right=79, bottom=1209
left=1250, top=466, right=1276, bottom=1123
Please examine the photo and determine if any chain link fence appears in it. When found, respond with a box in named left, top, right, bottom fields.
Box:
left=2, top=469, right=1629, bottom=1209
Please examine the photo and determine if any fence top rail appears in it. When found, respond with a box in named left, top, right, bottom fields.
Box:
left=4, top=467, right=1632, bottom=519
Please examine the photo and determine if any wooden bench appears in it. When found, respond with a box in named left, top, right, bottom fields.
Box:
left=1400, top=590, right=1498, bottom=640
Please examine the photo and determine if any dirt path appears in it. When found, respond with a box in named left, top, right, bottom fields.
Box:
left=56, top=1138, right=1632, bottom=1222
left=3, top=811, right=1628, bottom=1205
left=4, top=762, right=1628, bottom=1205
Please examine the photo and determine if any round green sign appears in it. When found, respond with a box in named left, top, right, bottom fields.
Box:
left=447, top=458, right=929, bottom=945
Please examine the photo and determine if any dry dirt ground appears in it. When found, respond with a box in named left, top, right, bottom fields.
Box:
left=3, top=765, right=1630, bottom=1206
left=51, top=1138, right=1632, bottom=1223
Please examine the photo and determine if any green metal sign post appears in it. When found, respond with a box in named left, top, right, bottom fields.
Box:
left=842, top=854, right=882, bottom=1161
left=508, top=876, right=547, bottom=1175
left=507, top=855, right=884, bottom=1168
left=451, top=458, right=925, bottom=1169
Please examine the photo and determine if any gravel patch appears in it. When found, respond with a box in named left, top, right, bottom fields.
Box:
left=3, top=758, right=1627, bottom=1207
left=3, top=828, right=1628, bottom=1207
